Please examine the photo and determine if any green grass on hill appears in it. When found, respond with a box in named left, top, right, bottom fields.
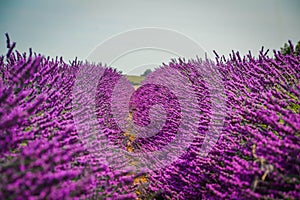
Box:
left=126, top=75, right=144, bottom=86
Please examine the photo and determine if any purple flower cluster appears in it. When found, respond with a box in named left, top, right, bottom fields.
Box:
left=141, top=47, right=300, bottom=199
left=0, top=34, right=137, bottom=200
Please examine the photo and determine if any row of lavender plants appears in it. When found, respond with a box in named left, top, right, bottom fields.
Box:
left=134, top=47, right=300, bottom=199
left=0, top=34, right=138, bottom=200
left=1, top=33, right=299, bottom=199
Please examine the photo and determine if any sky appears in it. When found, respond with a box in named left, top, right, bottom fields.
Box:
left=0, top=0, right=299, bottom=75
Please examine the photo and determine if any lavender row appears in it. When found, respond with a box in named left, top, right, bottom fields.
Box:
left=0, top=34, right=137, bottom=200
left=135, top=46, right=299, bottom=199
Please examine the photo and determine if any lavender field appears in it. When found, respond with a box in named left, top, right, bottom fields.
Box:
left=0, top=32, right=299, bottom=200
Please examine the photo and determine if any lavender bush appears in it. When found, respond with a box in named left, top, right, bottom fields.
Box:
left=141, top=46, right=300, bottom=199
left=0, top=34, right=137, bottom=200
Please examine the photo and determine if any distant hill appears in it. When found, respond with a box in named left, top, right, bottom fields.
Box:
left=125, top=75, right=144, bottom=89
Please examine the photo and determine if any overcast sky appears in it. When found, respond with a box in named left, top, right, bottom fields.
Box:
left=0, top=0, right=299, bottom=74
